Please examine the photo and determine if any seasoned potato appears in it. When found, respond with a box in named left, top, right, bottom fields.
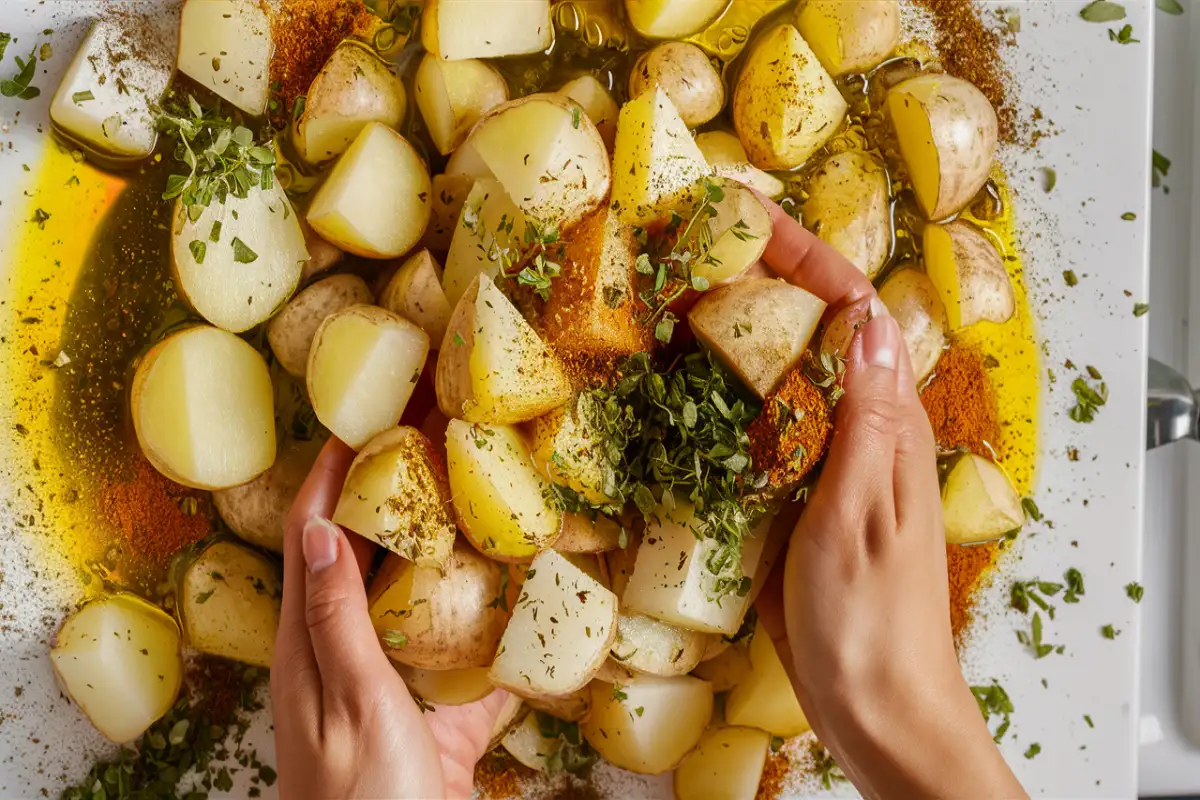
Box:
left=689, top=277, right=826, bottom=399
left=942, top=453, right=1024, bottom=544
left=923, top=221, right=1015, bottom=330
left=442, top=179, right=526, bottom=307
left=583, top=676, right=713, bottom=774
left=380, top=250, right=454, bottom=348
left=333, top=426, right=456, bottom=569
left=624, top=0, right=729, bottom=39
left=267, top=274, right=374, bottom=378
left=446, top=419, right=562, bottom=562
left=132, top=326, right=275, bottom=490
left=307, top=123, right=432, bottom=259
left=613, top=87, right=710, bottom=224
left=415, top=54, right=509, bottom=155
left=395, top=665, right=494, bottom=706
left=525, top=686, right=591, bottom=723
left=554, top=511, right=624, bottom=554
left=437, top=275, right=572, bottom=424
left=489, top=695, right=528, bottom=750
left=733, top=24, right=847, bottom=170
left=422, top=0, right=553, bottom=60
left=213, top=436, right=323, bottom=553
left=725, top=622, right=809, bottom=737
left=425, top=173, right=475, bottom=252
left=51, top=594, right=183, bottom=743
left=299, top=216, right=346, bottom=282
left=171, top=183, right=308, bottom=333
left=690, top=639, right=752, bottom=692
left=179, top=541, right=281, bottom=669
left=529, top=393, right=612, bottom=504
left=795, top=0, right=902, bottom=76
left=695, top=131, right=786, bottom=200
left=877, top=268, right=947, bottom=385
left=177, top=0, right=271, bottom=115
left=297, top=41, right=407, bottom=163
left=367, top=542, right=508, bottom=669
left=490, top=550, right=618, bottom=695
left=686, top=178, right=773, bottom=286
left=801, top=151, right=891, bottom=278
left=557, top=74, right=619, bottom=149
left=887, top=74, right=999, bottom=220
left=629, top=42, right=724, bottom=128
left=501, top=711, right=560, bottom=772
left=674, top=726, right=770, bottom=800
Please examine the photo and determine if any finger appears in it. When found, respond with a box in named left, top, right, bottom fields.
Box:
left=892, top=339, right=941, bottom=532
left=425, top=689, right=513, bottom=799
left=753, top=556, right=802, bottom=690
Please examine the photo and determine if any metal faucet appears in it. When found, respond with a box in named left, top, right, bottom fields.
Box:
left=1147, top=358, right=1199, bottom=449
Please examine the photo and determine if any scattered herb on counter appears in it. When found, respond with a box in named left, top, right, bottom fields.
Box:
left=1153, top=149, right=1171, bottom=188
left=534, top=712, right=598, bottom=775
left=1134, top=302, right=1150, bottom=317
left=1125, top=582, right=1144, bottom=602
left=0, top=32, right=10, bottom=61
left=31, top=208, right=50, bottom=229
left=1011, top=580, right=1062, bottom=617
left=1062, top=269, right=1078, bottom=286
left=1157, top=0, right=1185, bottom=14
left=1080, top=0, right=1127, bottom=22
left=1108, top=23, right=1139, bottom=42
left=1041, top=167, right=1057, bottom=192
left=1101, top=624, right=1120, bottom=639
left=0, top=48, right=39, bottom=99
left=808, top=744, right=848, bottom=790
left=1084, top=714, right=1095, bottom=728
left=1064, top=568, right=1086, bottom=603
left=971, top=682, right=1015, bottom=742
left=1121, top=211, right=1137, bottom=221
left=1024, top=743, right=1042, bottom=759
left=1016, top=611, right=1060, bottom=659
left=1068, top=372, right=1108, bottom=423
left=1021, top=497, right=1043, bottom=522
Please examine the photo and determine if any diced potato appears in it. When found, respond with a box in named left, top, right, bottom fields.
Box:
left=490, top=550, right=618, bottom=695
left=562, top=551, right=611, bottom=589
left=501, top=711, right=560, bottom=773
left=307, top=305, right=431, bottom=449
left=941, top=453, right=1024, bottom=544
left=422, top=0, right=553, bottom=60
left=594, top=658, right=638, bottom=685
left=50, top=594, right=183, bottom=743
left=367, top=542, right=508, bottom=669
left=695, top=131, right=786, bottom=200
left=415, top=54, right=509, bottom=155
left=624, top=0, right=730, bottom=39
left=171, top=183, right=308, bottom=333
left=445, top=138, right=494, bottom=182
left=50, top=20, right=173, bottom=161
left=629, top=42, right=725, bottom=128
left=443, top=179, right=527, bottom=307
left=437, top=275, right=572, bottom=424
left=179, top=541, right=282, bottom=669
left=307, top=122, right=432, bottom=259
left=529, top=393, right=612, bottom=504
left=795, top=0, right=902, bottom=76
left=445, top=420, right=562, bottom=562
left=691, top=639, right=752, bottom=692
left=733, top=24, right=847, bottom=170
left=267, top=274, right=374, bottom=378
left=526, top=686, right=591, bottom=722
left=673, top=726, right=770, bottom=800
left=557, top=75, right=619, bottom=149
left=801, top=151, right=891, bottom=278
left=612, top=612, right=708, bottom=677
left=583, top=676, right=713, bottom=774
left=395, top=665, right=494, bottom=706
left=380, top=249, right=454, bottom=348
left=213, top=436, right=324, bottom=553
left=333, top=426, right=456, bottom=569
left=296, top=41, right=407, bottom=163
left=887, top=74, right=999, bottom=220
left=425, top=173, right=476, bottom=252
left=131, top=326, right=275, bottom=490
left=467, top=94, right=611, bottom=229
left=555, top=512, right=624, bottom=554
left=923, top=221, right=1015, bottom=330
left=686, top=178, right=773, bottom=286
left=613, top=87, right=710, bottom=224
left=177, top=0, right=271, bottom=116
left=725, top=622, right=809, bottom=737
left=489, top=695, right=528, bottom=749
left=877, top=268, right=947, bottom=385
left=689, top=278, right=826, bottom=399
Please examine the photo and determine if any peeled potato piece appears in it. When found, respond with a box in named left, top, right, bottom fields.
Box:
left=526, top=686, right=591, bottom=723
left=213, top=436, right=324, bottom=553
left=415, top=54, right=509, bottom=155
left=877, top=268, right=947, bottom=385
left=629, top=42, right=725, bottom=128
left=132, top=326, right=275, bottom=490
left=380, top=249, right=454, bottom=348
left=422, top=0, right=553, bottom=60
left=333, top=426, right=456, bottom=569
left=51, top=594, right=183, bottom=743
left=691, top=639, right=752, bottom=692
left=686, top=178, right=773, bottom=286
left=695, top=131, right=786, bottom=200
left=443, top=179, right=527, bottom=308
left=395, top=665, right=494, bottom=706
left=795, top=0, right=902, bottom=76
left=887, top=74, right=999, bottom=220
left=725, top=622, right=810, bottom=737
left=425, top=173, right=476, bottom=252
left=307, top=305, right=430, bottom=450
left=267, top=274, right=374, bottom=378
left=529, top=392, right=612, bottom=505
left=583, top=676, right=713, bottom=774
left=624, top=0, right=730, bottom=39
left=445, top=420, right=562, bottom=562
left=489, top=695, right=528, bottom=750
left=557, top=75, right=619, bottom=149
left=923, top=221, right=1015, bottom=330
left=941, top=453, right=1025, bottom=544
left=177, top=0, right=271, bottom=115
left=674, top=726, right=770, bottom=800
left=802, top=151, right=891, bottom=278
left=501, top=711, right=559, bottom=772
left=180, top=541, right=282, bottom=669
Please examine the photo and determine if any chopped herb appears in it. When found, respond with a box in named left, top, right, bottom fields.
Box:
left=1153, top=150, right=1171, bottom=188
left=1108, top=23, right=1139, bottom=42
left=1080, top=0, right=1127, bottom=22
left=1121, top=211, right=1137, bottom=220
left=810, top=746, right=848, bottom=790
left=1063, top=568, right=1085, bottom=603
left=654, top=312, right=677, bottom=344
left=1024, top=743, right=1042, bottom=759
left=0, top=33, right=9, bottom=62
left=381, top=629, right=409, bottom=649
left=195, top=589, right=215, bottom=604
left=452, top=331, right=465, bottom=346
left=31, top=208, right=50, bottom=229
left=533, top=712, right=598, bottom=775
left=1021, top=497, right=1043, bottom=522
left=1101, top=624, right=1119, bottom=639
left=971, top=681, right=1015, bottom=742
left=1134, top=302, right=1150, bottom=317
left=39, top=42, right=51, bottom=61
left=1158, top=0, right=1184, bottom=14
left=633, top=706, right=644, bottom=717
left=1125, top=582, right=1144, bottom=602
left=1063, top=269, right=1079, bottom=287
left=770, top=736, right=784, bottom=753
left=1042, top=167, right=1057, bottom=192
left=189, top=240, right=207, bottom=264
left=71, top=90, right=94, bottom=104
left=232, top=237, right=259, bottom=263
left=572, top=106, right=582, bottom=129
left=611, top=685, right=628, bottom=702
left=0, top=49, right=40, bottom=99
left=1084, top=714, right=1095, bottom=728
left=1068, top=373, right=1108, bottom=423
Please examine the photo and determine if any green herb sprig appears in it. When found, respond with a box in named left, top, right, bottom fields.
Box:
left=534, top=712, right=598, bottom=775
left=1, top=48, right=40, bottom=99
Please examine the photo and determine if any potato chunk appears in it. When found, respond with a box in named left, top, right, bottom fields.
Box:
left=267, top=274, right=374, bottom=378
left=695, top=131, right=787, bottom=200
left=583, top=676, right=713, bottom=774
left=557, top=75, right=619, bottom=149
left=213, top=436, right=324, bottom=553
left=923, top=221, right=1015, bottom=330
left=422, top=0, right=553, bottom=60
left=529, top=392, right=612, bottom=504
left=629, top=42, right=725, bottom=128
left=942, top=453, right=1025, bottom=544
left=380, top=249, right=455, bottom=348
left=624, top=0, right=729, bottom=39
left=725, top=622, right=810, bottom=737
left=132, top=326, right=275, bottom=490
left=395, top=665, right=494, bottom=706
left=51, top=594, right=183, bottom=743
left=690, top=639, right=752, bottom=692
left=437, top=275, right=571, bottom=424
left=685, top=178, right=773, bottom=286
left=424, top=173, right=476, bottom=252
left=733, top=24, right=847, bottom=170
left=445, top=420, right=562, bottom=562
left=415, top=54, right=509, bottom=155
left=526, top=686, right=591, bottom=722
left=177, top=0, right=271, bottom=116
left=877, top=268, right=947, bottom=385
left=442, top=179, right=527, bottom=308
left=501, top=711, right=560, bottom=773
left=802, top=151, right=891, bottom=278
left=490, top=550, right=618, bottom=696
left=180, top=541, right=282, bottom=669
left=555, top=512, right=624, bottom=554
left=674, top=726, right=770, bottom=800
left=795, top=0, right=901, bottom=76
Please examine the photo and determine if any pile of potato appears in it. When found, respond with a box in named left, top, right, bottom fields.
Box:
left=48, top=0, right=1029, bottom=793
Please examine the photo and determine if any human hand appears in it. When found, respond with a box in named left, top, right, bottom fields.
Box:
left=271, top=437, right=509, bottom=800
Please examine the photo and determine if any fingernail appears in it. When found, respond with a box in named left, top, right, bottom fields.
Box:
left=869, top=294, right=890, bottom=319
left=302, top=517, right=340, bottom=573
left=861, top=316, right=900, bottom=370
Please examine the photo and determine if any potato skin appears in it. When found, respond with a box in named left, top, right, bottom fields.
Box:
left=267, top=274, right=374, bottom=378
left=939, top=221, right=1015, bottom=328
left=801, top=151, right=891, bottom=278
left=628, top=42, right=724, bottom=128
left=213, top=436, right=324, bottom=553
left=795, top=0, right=901, bottom=76
left=877, top=268, right=947, bottom=384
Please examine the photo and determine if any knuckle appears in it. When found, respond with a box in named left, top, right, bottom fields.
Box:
left=305, top=584, right=353, bottom=632
left=849, top=399, right=899, bottom=439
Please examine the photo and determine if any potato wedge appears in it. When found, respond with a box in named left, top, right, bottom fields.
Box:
left=51, top=594, right=183, bottom=743
left=613, top=87, right=710, bottom=224
left=446, top=420, right=562, bottom=562
left=686, top=178, right=773, bottom=286
left=733, top=24, right=847, bottom=170
left=689, top=277, right=826, bottom=399
left=554, top=512, right=624, bottom=554
left=887, top=74, right=998, bottom=220
left=877, top=268, right=947, bottom=385
left=132, top=326, right=275, bottom=490
left=367, top=542, right=508, bottom=669
left=380, top=249, right=454, bottom=348
left=177, top=0, right=271, bottom=115
left=695, top=131, right=786, bottom=200
left=624, top=0, right=729, bottom=39
left=307, top=122, right=432, bottom=259
left=529, top=392, right=612, bottom=504
left=442, top=179, right=527, bottom=307
left=557, top=75, right=619, bottom=149
left=795, top=0, right=901, bottom=76
left=674, top=726, right=770, bottom=800
left=501, top=710, right=560, bottom=772
left=437, top=275, right=572, bottom=424
left=923, top=221, right=1015, bottom=330
left=333, top=426, right=456, bottom=569
left=415, top=54, right=509, bottom=155
left=526, top=686, right=591, bottom=723
left=490, top=549, right=618, bottom=696
left=629, top=42, right=725, bottom=128
left=583, top=676, right=713, bottom=774
left=395, top=665, right=494, bottom=706
left=942, top=453, right=1024, bottom=544
left=422, top=0, right=553, bottom=60
left=179, top=541, right=281, bottom=669
left=691, top=639, right=752, bottom=692
left=213, top=436, right=324, bottom=553
left=267, top=274, right=374, bottom=378
left=725, top=622, right=809, bottom=737
left=801, top=151, right=891, bottom=278
left=489, top=695, right=528, bottom=750
left=296, top=41, right=407, bottom=163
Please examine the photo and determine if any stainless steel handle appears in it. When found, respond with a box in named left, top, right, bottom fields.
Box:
left=1147, top=358, right=1198, bottom=449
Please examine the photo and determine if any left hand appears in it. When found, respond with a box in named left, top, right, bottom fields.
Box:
left=271, top=437, right=510, bottom=800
